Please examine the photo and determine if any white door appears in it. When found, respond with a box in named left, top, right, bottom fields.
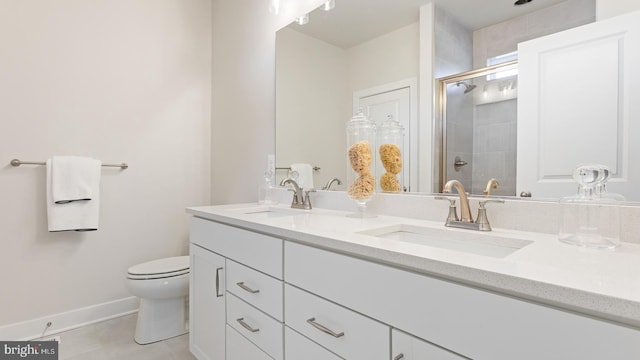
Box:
left=517, top=10, right=640, bottom=200
left=355, top=79, right=417, bottom=192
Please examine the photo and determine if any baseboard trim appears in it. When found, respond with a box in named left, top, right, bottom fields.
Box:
left=0, top=296, right=140, bottom=341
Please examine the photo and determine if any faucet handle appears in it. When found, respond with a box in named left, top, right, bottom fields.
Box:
left=434, top=196, right=456, bottom=205
left=435, top=196, right=459, bottom=224
left=476, top=199, right=504, bottom=231
left=303, top=189, right=316, bottom=210
left=478, top=199, right=505, bottom=208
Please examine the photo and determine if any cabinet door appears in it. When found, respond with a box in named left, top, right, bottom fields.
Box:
left=392, top=329, right=465, bottom=360
left=190, top=244, right=225, bottom=360
left=226, top=325, right=273, bottom=360
left=517, top=10, right=640, bottom=199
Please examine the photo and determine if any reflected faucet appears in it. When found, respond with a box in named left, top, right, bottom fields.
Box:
left=322, top=178, right=342, bottom=190
left=483, top=178, right=500, bottom=196
left=280, top=177, right=314, bottom=210
left=442, top=180, right=472, bottom=222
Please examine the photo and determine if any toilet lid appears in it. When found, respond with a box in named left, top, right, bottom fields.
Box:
left=127, top=256, right=189, bottom=277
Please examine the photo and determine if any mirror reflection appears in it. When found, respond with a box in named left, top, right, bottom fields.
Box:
left=276, top=0, right=597, bottom=197
left=438, top=61, right=518, bottom=197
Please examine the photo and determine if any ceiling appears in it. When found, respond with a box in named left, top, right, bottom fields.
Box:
left=287, top=0, right=568, bottom=48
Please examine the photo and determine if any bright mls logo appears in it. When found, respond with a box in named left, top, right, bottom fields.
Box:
left=1, top=341, right=58, bottom=359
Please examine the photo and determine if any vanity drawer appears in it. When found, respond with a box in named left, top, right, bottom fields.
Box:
left=226, top=259, right=283, bottom=321
left=226, top=292, right=283, bottom=360
left=284, top=326, right=343, bottom=360
left=190, top=217, right=283, bottom=279
left=284, top=284, right=389, bottom=360
left=226, top=325, right=273, bottom=360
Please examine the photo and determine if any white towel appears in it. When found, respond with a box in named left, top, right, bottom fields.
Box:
left=51, top=156, right=101, bottom=203
left=290, top=163, right=314, bottom=190
left=46, top=157, right=101, bottom=232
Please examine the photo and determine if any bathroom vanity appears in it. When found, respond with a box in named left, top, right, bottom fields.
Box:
left=187, top=204, right=640, bottom=360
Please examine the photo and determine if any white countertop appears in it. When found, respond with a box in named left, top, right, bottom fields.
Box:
left=187, top=203, right=640, bottom=329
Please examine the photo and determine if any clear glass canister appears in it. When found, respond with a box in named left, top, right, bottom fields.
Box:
left=346, top=109, right=376, bottom=217
left=558, top=164, right=623, bottom=249
left=376, top=115, right=404, bottom=193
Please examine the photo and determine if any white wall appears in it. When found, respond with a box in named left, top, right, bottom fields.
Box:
left=347, top=23, right=420, bottom=96
left=0, top=0, right=211, bottom=327
left=597, top=0, right=640, bottom=20
left=210, top=0, right=325, bottom=204
left=276, top=28, right=350, bottom=189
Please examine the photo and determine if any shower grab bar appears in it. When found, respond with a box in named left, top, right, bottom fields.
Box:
left=10, top=159, right=129, bottom=170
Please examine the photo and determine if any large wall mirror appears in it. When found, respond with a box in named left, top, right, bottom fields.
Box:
left=275, top=0, right=619, bottom=199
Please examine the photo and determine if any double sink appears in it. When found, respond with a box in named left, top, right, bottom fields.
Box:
left=227, top=206, right=532, bottom=258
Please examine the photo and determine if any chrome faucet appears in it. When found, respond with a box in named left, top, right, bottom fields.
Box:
left=438, top=179, right=504, bottom=231
left=279, top=178, right=314, bottom=210
left=483, top=178, right=500, bottom=196
left=322, top=178, right=342, bottom=190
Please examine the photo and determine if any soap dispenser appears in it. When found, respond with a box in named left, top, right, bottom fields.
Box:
left=558, top=164, right=623, bottom=249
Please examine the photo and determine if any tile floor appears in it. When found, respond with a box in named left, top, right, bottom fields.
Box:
left=42, top=313, right=196, bottom=360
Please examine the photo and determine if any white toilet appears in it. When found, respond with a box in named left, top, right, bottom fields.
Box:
left=126, top=256, right=190, bottom=344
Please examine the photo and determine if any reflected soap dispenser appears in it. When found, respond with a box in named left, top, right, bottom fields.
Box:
left=258, top=155, right=277, bottom=205
left=558, top=164, right=624, bottom=249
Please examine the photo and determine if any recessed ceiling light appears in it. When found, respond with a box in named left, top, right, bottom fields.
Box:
left=514, top=0, right=533, bottom=5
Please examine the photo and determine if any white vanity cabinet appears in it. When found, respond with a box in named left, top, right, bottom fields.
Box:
left=189, top=214, right=640, bottom=360
left=189, top=217, right=284, bottom=360
left=285, top=241, right=640, bottom=360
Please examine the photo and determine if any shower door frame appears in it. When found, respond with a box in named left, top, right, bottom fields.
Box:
left=435, top=60, right=518, bottom=193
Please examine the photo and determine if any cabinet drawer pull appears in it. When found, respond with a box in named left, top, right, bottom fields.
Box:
left=306, top=317, right=344, bottom=338
left=394, top=354, right=405, bottom=360
left=236, top=281, right=260, bottom=294
left=215, top=267, right=223, bottom=298
left=236, top=317, right=260, bottom=333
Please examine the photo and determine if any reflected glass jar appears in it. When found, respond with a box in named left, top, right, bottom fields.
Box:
left=376, top=115, right=404, bottom=193
left=346, top=109, right=376, bottom=217
left=558, top=164, right=623, bottom=249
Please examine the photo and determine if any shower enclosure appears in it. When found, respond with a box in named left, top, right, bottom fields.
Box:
left=436, top=61, right=518, bottom=196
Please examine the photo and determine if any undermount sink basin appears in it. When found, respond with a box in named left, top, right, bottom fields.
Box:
left=226, top=206, right=303, bottom=218
left=359, top=224, right=532, bottom=258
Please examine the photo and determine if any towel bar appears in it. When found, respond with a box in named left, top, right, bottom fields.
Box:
left=10, top=159, right=129, bottom=170
left=276, top=166, right=320, bottom=171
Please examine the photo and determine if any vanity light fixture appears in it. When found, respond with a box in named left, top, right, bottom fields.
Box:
left=321, top=0, right=335, bottom=11
left=296, top=13, right=309, bottom=25
left=268, top=0, right=280, bottom=15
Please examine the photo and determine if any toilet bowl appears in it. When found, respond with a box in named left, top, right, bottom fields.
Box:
left=126, top=256, right=190, bottom=344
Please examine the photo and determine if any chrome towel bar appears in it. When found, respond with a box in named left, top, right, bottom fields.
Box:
left=276, top=166, right=320, bottom=171
left=10, top=158, right=129, bottom=170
